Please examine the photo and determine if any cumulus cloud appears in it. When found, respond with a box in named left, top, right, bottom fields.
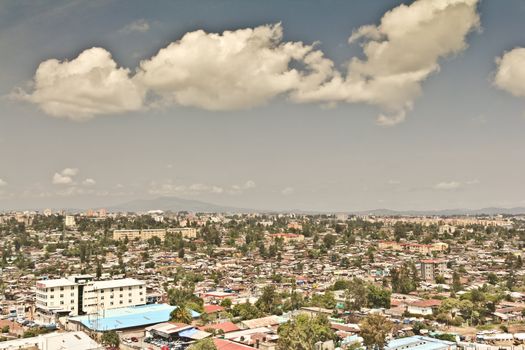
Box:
left=82, top=178, right=96, bottom=186
left=434, top=181, right=462, bottom=190
left=149, top=179, right=255, bottom=196
left=12, top=47, right=145, bottom=120
left=494, top=48, right=525, bottom=98
left=136, top=23, right=331, bottom=110
left=0, top=179, right=7, bottom=187
left=292, top=0, right=480, bottom=125
left=13, top=0, right=480, bottom=125
left=119, top=19, right=150, bottom=34
left=281, top=187, right=294, bottom=195
left=52, top=168, right=79, bottom=185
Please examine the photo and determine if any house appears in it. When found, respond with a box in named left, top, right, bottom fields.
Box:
left=407, top=300, right=442, bottom=316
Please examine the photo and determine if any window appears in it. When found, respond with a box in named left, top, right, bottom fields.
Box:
left=60, top=287, right=64, bottom=291
left=128, top=299, right=132, bottom=303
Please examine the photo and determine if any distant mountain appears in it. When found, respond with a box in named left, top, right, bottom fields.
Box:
left=354, top=207, right=525, bottom=216
left=108, top=196, right=525, bottom=215
left=109, top=196, right=253, bottom=213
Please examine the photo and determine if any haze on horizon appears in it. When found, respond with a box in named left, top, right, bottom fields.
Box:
left=1, top=0, right=525, bottom=212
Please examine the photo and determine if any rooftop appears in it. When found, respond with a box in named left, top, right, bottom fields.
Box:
left=69, top=304, right=200, bottom=331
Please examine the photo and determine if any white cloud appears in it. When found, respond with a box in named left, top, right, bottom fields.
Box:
left=281, top=187, right=294, bottom=195
left=292, top=0, right=480, bottom=125
left=82, top=178, right=96, bottom=186
left=13, top=0, right=480, bottom=125
left=433, top=181, right=462, bottom=190
left=0, top=179, right=7, bottom=187
left=52, top=168, right=79, bottom=185
left=119, top=19, right=150, bottom=34
left=465, top=179, right=480, bottom=185
left=61, top=168, right=79, bottom=177
left=136, top=23, right=331, bottom=111
left=494, top=48, right=525, bottom=98
left=149, top=179, right=255, bottom=196
left=12, top=47, right=145, bottom=120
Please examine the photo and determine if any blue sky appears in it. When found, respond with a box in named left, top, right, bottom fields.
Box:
left=1, top=0, right=525, bottom=211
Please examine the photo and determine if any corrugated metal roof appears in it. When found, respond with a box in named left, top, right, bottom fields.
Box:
left=69, top=304, right=200, bottom=331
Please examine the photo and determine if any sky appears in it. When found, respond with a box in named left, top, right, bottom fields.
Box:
left=1, top=0, right=525, bottom=212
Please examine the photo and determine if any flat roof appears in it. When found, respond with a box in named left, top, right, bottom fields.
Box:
left=91, top=278, right=145, bottom=290
left=36, top=278, right=77, bottom=288
left=69, top=304, right=200, bottom=332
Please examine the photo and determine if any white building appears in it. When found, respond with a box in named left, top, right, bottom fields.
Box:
left=64, top=215, right=76, bottom=227
left=82, top=278, right=146, bottom=314
left=167, top=227, right=197, bottom=238
left=36, top=278, right=79, bottom=316
left=36, top=276, right=146, bottom=317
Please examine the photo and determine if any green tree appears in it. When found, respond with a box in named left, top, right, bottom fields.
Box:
left=345, top=278, right=368, bottom=311
left=101, top=330, right=120, bottom=348
left=255, top=285, right=282, bottom=314
left=278, top=314, right=336, bottom=350
left=188, top=338, right=217, bottom=350
left=360, top=314, right=393, bottom=350
left=170, top=305, right=193, bottom=324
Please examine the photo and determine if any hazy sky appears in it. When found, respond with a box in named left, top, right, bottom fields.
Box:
left=1, top=0, right=525, bottom=212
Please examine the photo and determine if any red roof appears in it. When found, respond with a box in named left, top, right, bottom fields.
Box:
left=198, top=321, right=240, bottom=333
left=410, top=299, right=442, bottom=308
left=214, top=339, right=254, bottom=350
left=203, top=304, right=225, bottom=314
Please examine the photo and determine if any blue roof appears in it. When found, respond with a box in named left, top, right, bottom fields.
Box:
left=69, top=304, right=200, bottom=331
left=179, top=328, right=198, bottom=337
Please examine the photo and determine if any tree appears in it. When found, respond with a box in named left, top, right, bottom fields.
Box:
left=255, top=285, right=282, bottom=314
left=359, top=314, right=393, bottom=350
left=101, top=330, right=120, bottom=348
left=345, top=278, right=368, bottom=311
left=188, top=338, right=217, bottom=350
left=452, top=271, right=462, bottom=292
left=170, top=305, right=193, bottom=324
left=278, top=314, right=336, bottom=350
left=367, top=285, right=391, bottom=309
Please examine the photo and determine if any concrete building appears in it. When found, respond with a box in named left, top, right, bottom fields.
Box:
left=64, top=215, right=76, bottom=227
left=167, top=227, right=197, bottom=238
left=420, top=259, right=447, bottom=281
left=35, top=275, right=146, bottom=317
left=113, top=229, right=166, bottom=241
left=0, top=331, right=103, bottom=350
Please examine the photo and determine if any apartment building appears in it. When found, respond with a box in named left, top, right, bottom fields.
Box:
left=113, top=229, right=166, bottom=241
left=82, top=278, right=146, bottom=314
left=35, top=275, right=146, bottom=316
left=36, top=278, right=79, bottom=315
left=167, top=227, right=197, bottom=239
left=419, top=259, right=447, bottom=281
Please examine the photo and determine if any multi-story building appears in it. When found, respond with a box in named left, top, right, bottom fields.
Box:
left=167, top=227, right=197, bottom=239
left=82, top=278, right=146, bottom=314
left=419, top=259, right=447, bottom=281
left=64, top=215, right=76, bottom=227
left=35, top=275, right=146, bottom=317
left=36, top=278, right=79, bottom=316
left=113, top=229, right=166, bottom=241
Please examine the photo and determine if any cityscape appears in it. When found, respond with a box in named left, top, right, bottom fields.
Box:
left=2, top=1, right=525, bottom=350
